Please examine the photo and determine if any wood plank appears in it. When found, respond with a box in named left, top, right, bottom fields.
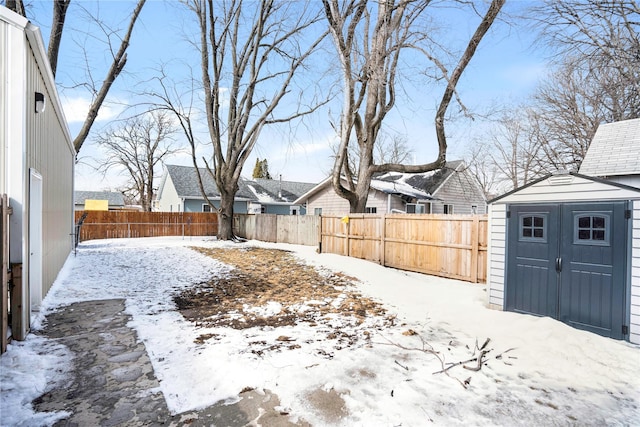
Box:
left=1, top=195, right=9, bottom=353
left=10, top=264, right=26, bottom=340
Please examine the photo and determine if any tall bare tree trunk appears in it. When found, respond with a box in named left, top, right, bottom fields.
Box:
left=48, top=0, right=71, bottom=77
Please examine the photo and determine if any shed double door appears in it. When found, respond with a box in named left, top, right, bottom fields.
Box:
left=506, top=202, right=627, bottom=339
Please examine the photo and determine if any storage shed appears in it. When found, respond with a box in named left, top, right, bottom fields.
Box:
left=486, top=171, right=640, bottom=344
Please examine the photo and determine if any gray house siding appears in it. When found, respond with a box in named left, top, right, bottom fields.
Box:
left=304, top=184, right=397, bottom=215
left=263, top=204, right=291, bottom=215
left=183, top=198, right=249, bottom=214
left=432, top=170, right=487, bottom=215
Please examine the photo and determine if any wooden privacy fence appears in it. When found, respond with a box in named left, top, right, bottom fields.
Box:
left=74, top=210, right=487, bottom=284
left=234, top=214, right=320, bottom=246
left=74, top=211, right=218, bottom=242
left=320, top=214, right=488, bottom=283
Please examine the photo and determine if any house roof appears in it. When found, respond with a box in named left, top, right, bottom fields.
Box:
left=579, top=118, right=640, bottom=177
left=163, top=164, right=315, bottom=204
left=74, top=191, right=125, bottom=207
left=249, top=178, right=316, bottom=204
left=293, top=160, right=467, bottom=204
left=373, top=160, right=466, bottom=198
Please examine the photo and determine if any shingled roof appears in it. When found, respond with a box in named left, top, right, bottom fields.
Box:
left=163, top=164, right=316, bottom=203
left=579, top=118, right=640, bottom=177
left=252, top=178, right=316, bottom=203
left=294, top=160, right=469, bottom=203
left=372, top=160, right=466, bottom=196
left=74, top=191, right=125, bottom=207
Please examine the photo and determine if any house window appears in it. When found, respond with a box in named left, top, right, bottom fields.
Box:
left=202, top=204, right=211, bottom=212
left=314, top=208, right=322, bottom=216
left=519, top=214, right=546, bottom=242
left=471, top=205, right=478, bottom=214
left=574, top=213, right=609, bottom=246
left=365, top=207, right=377, bottom=214
left=443, top=204, right=454, bottom=214
left=406, top=203, right=425, bottom=214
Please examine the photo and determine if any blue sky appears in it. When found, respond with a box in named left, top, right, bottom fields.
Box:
left=24, top=0, right=547, bottom=191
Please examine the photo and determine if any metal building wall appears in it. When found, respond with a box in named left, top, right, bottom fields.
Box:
left=23, top=24, right=75, bottom=299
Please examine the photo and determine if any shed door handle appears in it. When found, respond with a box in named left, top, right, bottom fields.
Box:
left=555, top=257, right=562, bottom=273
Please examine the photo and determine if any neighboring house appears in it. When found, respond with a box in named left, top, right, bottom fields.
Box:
left=247, top=178, right=316, bottom=215
left=294, top=160, right=486, bottom=215
left=578, top=117, right=640, bottom=188
left=155, top=164, right=314, bottom=214
left=487, top=118, right=640, bottom=344
left=74, top=191, right=126, bottom=211
left=1, top=8, right=75, bottom=343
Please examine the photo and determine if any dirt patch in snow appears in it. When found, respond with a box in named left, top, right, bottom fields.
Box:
left=174, top=247, right=395, bottom=350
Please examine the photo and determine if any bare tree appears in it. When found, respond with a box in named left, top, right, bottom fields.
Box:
left=329, top=131, right=414, bottom=177
left=465, top=139, right=501, bottom=199
left=4, top=0, right=147, bottom=153
left=467, top=109, right=548, bottom=196
left=527, top=0, right=640, bottom=169
left=47, top=0, right=71, bottom=76
left=5, top=0, right=26, bottom=17
left=323, top=0, right=505, bottom=213
left=155, top=0, right=327, bottom=240
left=94, top=111, right=178, bottom=211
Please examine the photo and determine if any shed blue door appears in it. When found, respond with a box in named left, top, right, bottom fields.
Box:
left=506, top=205, right=560, bottom=318
left=559, top=203, right=627, bottom=339
left=506, top=202, right=627, bottom=339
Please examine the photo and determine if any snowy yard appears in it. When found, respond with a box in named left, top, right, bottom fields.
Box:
left=2, top=236, right=639, bottom=426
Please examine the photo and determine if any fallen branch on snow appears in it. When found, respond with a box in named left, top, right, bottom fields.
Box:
left=376, top=331, right=517, bottom=389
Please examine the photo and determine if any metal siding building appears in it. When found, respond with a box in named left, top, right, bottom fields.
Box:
left=1, top=8, right=75, bottom=335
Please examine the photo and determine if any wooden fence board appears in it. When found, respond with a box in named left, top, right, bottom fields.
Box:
left=74, top=211, right=218, bottom=242
left=234, top=214, right=320, bottom=246
left=321, top=214, right=487, bottom=283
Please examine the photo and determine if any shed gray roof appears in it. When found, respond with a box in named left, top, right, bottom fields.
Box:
left=164, top=164, right=316, bottom=204
left=579, top=118, right=640, bottom=177
left=74, top=191, right=125, bottom=207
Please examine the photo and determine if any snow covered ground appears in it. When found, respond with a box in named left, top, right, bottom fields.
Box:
left=2, top=236, right=639, bottom=426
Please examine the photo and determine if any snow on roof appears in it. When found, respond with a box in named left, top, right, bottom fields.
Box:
left=369, top=177, right=433, bottom=199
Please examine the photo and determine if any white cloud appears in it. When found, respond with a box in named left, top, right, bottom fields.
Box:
left=61, top=95, right=126, bottom=124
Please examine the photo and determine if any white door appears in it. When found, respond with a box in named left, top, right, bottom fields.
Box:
left=29, top=169, right=43, bottom=311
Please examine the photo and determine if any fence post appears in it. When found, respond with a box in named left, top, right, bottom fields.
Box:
left=380, top=214, right=386, bottom=266
left=345, top=218, right=350, bottom=257
left=318, top=215, right=322, bottom=253
left=470, top=215, right=479, bottom=283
